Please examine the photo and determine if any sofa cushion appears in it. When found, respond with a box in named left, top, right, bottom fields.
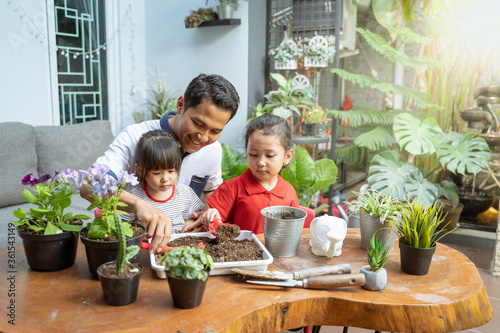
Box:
left=0, top=122, right=38, bottom=207
left=35, top=120, right=114, bottom=176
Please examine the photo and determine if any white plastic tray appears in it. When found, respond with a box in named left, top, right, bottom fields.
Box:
left=149, top=230, right=273, bottom=279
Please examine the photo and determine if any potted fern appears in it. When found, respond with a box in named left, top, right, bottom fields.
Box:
left=161, top=245, right=214, bottom=309
left=360, top=233, right=389, bottom=291
left=349, top=189, right=405, bottom=252
left=393, top=200, right=457, bottom=275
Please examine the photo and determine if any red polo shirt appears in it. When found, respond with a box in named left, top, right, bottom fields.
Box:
left=206, top=168, right=299, bottom=234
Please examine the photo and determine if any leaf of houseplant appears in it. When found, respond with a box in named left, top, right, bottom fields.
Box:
left=305, top=158, right=338, bottom=197
left=355, top=125, right=395, bottom=151
left=394, top=113, right=442, bottom=155
left=436, top=133, right=491, bottom=175
left=367, top=150, right=421, bottom=199
left=281, top=145, right=315, bottom=191
left=403, top=172, right=439, bottom=205
left=270, top=72, right=288, bottom=91
left=437, top=180, right=459, bottom=208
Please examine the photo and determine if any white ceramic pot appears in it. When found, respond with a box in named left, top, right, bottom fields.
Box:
left=360, top=265, right=387, bottom=291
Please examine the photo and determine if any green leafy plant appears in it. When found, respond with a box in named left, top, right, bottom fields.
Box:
left=264, top=73, right=314, bottom=120
left=349, top=189, right=404, bottom=224
left=133, top=73, right=179, bottom=123
left=206, top=0, right=247, bottom=10
left=221, top=143, right=248, bottom=181
left=12, top=171, right=90, bottom=235
left=367, top=233, right=389, bottom=271
left=368, top=112, right=490, bottom=207
left=248, top=103, right=272, bottom=124
left=304, top=105, right=328, bottom=124
left=303, top=42, right=335, bottom=64
left=78, top=163, right=140, bottom=275
left=161, top=246, right=214, bottom=281
left=393, top=199, right=457, bottom=249
left=268, top=38, right=302, bottom=63
left=185, top=7, right=216, bottom=28
left=281, top=145, right=338, bottom=210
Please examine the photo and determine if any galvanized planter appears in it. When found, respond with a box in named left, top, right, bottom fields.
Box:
left=359, top=211, right=397, bottom=252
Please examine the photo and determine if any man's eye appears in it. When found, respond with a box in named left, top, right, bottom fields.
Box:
left=267, top=155, right=276, bottom=158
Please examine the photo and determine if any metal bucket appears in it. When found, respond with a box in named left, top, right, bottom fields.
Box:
left=261, top=206, right=307, bottom=258
left=359, top=211, right=397, bottom=252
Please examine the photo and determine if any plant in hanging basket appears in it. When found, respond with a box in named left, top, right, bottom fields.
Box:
left=77, top=163, right=145, bottom=278
left=360, top=233, right=389, bottom=291
left=12, top=170, right=91, bottom=271
left=393, top=200, right=457, bottom=275
left=303, top=36, right=335, bottom=68
left=77, top=163, right=144, bottom=305
left=268, top=38, right=302, bottom=70
left=161, top=245, right=214, bottom=309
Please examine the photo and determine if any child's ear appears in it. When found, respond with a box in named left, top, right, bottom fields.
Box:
left=284, top=149, right=294, bottom=165
left=135, top=164, right=143, bottom=177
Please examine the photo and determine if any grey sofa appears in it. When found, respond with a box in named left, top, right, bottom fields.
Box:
left=0, top=121, right=114, bottom=249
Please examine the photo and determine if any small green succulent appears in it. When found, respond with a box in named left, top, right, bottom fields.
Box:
left=367, top=233, right=389, bottom=271
left=161, top=246, right=214, bottom=281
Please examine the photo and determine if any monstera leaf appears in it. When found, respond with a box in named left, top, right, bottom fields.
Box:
left=281, top=145, right=338, bottom=207
left=394, top=113, right=442, bottom=156
left=403, top=171, right=439, bottom=205
left=437, top=180, right=459, bottom=208
left=437, top=132, right=491, bottom=175
left=367, top=150, right=421, bottom=199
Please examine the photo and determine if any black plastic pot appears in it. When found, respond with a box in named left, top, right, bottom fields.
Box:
left=166, top=273, right=209, bottom=309
left=399, top=239, right=436, bottom=275
left=17, top=229, right=78, bottom=271
left=97, top=261, right=143, bottom=306
left=80, top=224, right=145, bottom=278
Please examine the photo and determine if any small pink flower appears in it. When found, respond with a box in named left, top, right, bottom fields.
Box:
left=21, top=174, right=39, bottom=187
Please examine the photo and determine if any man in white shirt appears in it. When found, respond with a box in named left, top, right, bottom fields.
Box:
left=80, top=74, right=239, bottom=252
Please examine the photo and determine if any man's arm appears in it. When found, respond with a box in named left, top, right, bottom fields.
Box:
left=80, top=184, right=172, bottom=253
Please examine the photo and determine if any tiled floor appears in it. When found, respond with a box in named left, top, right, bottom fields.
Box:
left=318, top=243, right=499, bottom=333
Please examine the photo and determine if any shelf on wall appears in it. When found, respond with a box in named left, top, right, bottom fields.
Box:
left=198, top=19, right=241, bottom=27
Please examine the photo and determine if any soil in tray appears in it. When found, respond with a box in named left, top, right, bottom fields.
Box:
left=154, top=236, right=263, bottom=264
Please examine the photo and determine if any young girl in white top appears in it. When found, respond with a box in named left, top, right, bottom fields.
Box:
left=123, top=129, right=204, bottom=233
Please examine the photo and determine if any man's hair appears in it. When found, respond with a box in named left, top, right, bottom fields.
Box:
left=183, top=74, right=240, bottom=120
left=133, top=129, right=181, bottom=183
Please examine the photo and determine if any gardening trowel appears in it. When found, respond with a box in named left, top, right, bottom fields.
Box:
left=232, top=263, right=351, bottom=281
left=246, top=273, right=365, bottom=290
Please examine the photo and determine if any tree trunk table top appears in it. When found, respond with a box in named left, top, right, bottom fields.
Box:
left=0, top=229, right=492, bottom=332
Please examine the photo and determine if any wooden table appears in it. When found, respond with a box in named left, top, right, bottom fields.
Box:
left=0, top=229, right=492, bottom=332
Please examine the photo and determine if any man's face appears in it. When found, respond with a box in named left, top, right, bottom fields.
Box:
left=172, top=96, right=232, bottom=154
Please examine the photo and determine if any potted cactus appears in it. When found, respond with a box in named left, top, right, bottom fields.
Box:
left=161, top=245, right=214, bottom=309
left=360, top=233, right=389, bottom=291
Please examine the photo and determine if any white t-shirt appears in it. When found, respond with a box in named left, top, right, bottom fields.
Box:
left=123, top=183, right=204, bottom=233
left=95, top=117, right=223, bottom=195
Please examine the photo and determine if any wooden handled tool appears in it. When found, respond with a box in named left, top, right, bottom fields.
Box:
left=247, top=273, right=365, bottom=290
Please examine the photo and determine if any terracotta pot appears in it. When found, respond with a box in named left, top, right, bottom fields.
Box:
left=167, top=273, right=209, bottom=309
left=80, top=223, right=145, bottom=278
left=360, top=265, right=387, bottom=291
left=399, top=239, right=436, bottom=275
left=97, top=261, right=143, bottom=306
left=438, top=199, right=463, bottom=230
left=17, top=228, right=78, bottom=271
left=359, top=212, right=397, bottom=252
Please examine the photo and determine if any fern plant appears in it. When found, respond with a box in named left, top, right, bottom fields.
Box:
left=329, top=26, right=442, bottom=168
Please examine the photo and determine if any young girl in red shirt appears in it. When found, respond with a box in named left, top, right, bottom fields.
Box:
left=201, top=114, right=299, bottom=234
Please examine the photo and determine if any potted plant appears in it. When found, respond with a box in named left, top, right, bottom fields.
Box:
left=161, top=245, right=214, bottom=309
left=205, top=0, right=247, bottom=20
left=12, top=171, right=90, bottom=271
left=303, top=35, right=335, bottom=68
left=264, top=73, right=314, bottom=132
left=360, top=233, right=389, bottom=291
left=393, top=200, right=457, bottom=275
left=349, top=189, right=405, bottom=252
left=268, top=38, right=302, bottom=70
left=78, top=163, right=146, bottom=278
left=302, top=104, right=328, bottom=137
left=184, top=7, right=217, bottom=28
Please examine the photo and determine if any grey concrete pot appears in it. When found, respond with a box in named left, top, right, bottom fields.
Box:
left=360, top=265, right=387, bottom=291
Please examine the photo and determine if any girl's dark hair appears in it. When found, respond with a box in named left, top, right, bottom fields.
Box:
left=184, top=74, right=240, bottom=120
left=133, top=129, right=181, bottom=183
left=245, top=114, right=292, bottom=151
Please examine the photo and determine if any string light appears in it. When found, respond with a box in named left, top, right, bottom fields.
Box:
left=7, top=0, right=132, bottom=60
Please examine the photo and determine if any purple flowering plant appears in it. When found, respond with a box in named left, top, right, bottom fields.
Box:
left=78, top=163, right=139, bottom=240
left=12, top=170, right=90, bottom=235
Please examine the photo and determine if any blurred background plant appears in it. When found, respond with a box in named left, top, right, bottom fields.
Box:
left=133, top=73, right=179, bottom=123
left=184, top=7, right=217, bottom=28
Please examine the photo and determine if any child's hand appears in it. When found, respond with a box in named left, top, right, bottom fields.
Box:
left=200, top=208, right=221, bottom=230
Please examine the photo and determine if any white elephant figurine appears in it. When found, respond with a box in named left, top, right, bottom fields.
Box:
left=309, top=215, right=347, bottom=257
